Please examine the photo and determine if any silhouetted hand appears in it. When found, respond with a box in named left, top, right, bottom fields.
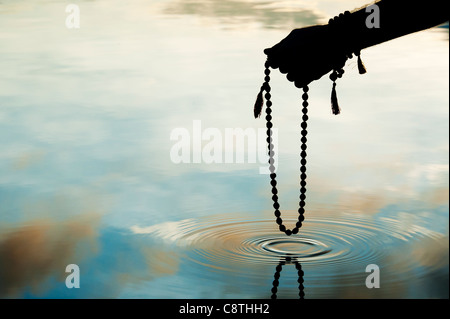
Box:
left=264, top=25, right=348, bottom=88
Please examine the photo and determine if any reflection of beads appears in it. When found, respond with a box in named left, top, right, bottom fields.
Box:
left=271, top=259, right=305, bottom=299
left=295, top=262, right=305, bottom=299
left=263, top=63, right=308, bottom=236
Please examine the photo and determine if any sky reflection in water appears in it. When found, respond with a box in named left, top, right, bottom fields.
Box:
left=0, top=0, right=448, bottom=298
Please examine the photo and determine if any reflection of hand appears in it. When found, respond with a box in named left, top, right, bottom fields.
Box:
left=264, top=25, right=348, bottom=88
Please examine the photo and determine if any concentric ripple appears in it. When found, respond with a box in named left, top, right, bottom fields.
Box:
left=130, top=210, right=449, bottom=297
left=134, top=210, right=448, bottom=277
left=175, top=218, right=374, bottom=269
left=260, top=237, right=331, bottom=257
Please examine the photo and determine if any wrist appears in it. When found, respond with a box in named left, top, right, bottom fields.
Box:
left=327, top=10, right=367, bottom=74
left=327, top=11, right=364, bottom=57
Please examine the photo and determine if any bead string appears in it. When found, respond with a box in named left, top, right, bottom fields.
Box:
left=262, top=60, right=308, bottom=236
left=271, top=257, right=305, bottom=299
left=257, top=11, right=368, bottom=236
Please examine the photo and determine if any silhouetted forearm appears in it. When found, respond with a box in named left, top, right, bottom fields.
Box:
left=346, top=0, right=448, bottom=50
left=263, top=0, right=448, bottom=88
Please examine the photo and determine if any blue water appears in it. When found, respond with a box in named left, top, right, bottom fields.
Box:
left=0, top=0, right=448, bottom=299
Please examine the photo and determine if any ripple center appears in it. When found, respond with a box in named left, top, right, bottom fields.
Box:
left=260, top=237, right=331, bottom=257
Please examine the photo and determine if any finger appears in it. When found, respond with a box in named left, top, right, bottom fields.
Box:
left=279, top=66, right=288, bottom=74
left=263, top=48, right=272, bottom=55
left=264, top=48, right=281, bottom=69
left=294, top=80, right=307, bottom=89
left=293, top=66, right=313, bottom=88
left=286, top=72, right=296, bottom=82
left=266, top=59, right=280, bottom=69
left=286, top=63, right=302, bottom=82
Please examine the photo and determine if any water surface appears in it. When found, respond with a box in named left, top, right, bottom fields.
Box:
left=0, top=0, right=448, bottom=298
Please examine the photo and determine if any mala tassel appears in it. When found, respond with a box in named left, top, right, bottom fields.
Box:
left=329, top=69, right=342, bottom=115
left=331, top=82, right=340, bottom=115
left=254, top=86, right=264, bottom=118
left=356, top=52, right=367, bottom=74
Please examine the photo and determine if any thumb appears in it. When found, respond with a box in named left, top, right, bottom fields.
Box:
left=264, top=47, right=272, bottom=55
